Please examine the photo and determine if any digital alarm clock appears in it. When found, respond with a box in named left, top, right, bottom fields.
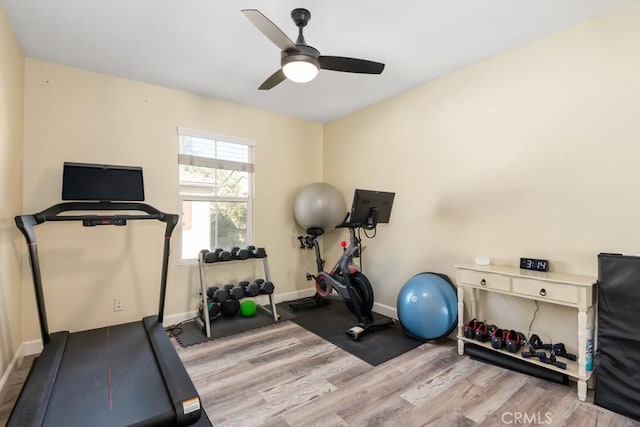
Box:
left=520, top=257, right=549, bottom=272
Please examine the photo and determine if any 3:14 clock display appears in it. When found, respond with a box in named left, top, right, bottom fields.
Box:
left=520, top=257, right=549, bottom=272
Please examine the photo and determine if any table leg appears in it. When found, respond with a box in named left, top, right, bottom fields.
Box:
left=578, top=379, right=587, bottom=402
left=470, top=287, right=477, bottom=319
left=458, top=285, right=465, bottom=355
left=577, top=308, right=587, bottom=378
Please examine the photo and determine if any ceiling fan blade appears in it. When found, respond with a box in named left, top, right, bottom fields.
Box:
left=242, top=9, right=296, bottom=51
left=319, top=56, right=385, bottom=74
left=259, top=69, right=286, bottom=90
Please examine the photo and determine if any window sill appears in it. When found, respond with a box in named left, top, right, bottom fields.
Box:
left=178, top=259, right=198, bottom=267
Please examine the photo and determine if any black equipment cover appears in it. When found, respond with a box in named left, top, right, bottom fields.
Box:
left=595, top=253, right=640, bottom=421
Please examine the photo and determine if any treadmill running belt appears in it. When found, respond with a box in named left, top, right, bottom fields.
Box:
left=43, top=321, right=175, bottom=426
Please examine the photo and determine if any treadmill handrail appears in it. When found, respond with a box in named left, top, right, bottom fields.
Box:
left=15, top=201, right=179, bottom=344
left=37, top=201, right=166, bottom=218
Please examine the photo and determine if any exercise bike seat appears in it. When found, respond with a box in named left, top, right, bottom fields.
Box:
left=306, top=227, right=324, bottom=237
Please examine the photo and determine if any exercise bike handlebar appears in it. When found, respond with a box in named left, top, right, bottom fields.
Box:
left=298, top=208, right=377, bottom=253
left=334, top=212, right=353, bottom=229
left=335, top=210, right=378, bottom=231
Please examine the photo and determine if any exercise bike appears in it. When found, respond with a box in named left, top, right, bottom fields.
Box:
left=290, top=189, right=395, bottom=341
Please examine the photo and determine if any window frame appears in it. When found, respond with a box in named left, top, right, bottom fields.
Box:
left=177, top=127, right=255, bottom=263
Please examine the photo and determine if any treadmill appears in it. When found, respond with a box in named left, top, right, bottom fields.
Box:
left=9, top=163, right=210, bottom=426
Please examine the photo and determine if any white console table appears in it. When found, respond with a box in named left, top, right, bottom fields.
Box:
left=455, top=263, right=596, bottom=401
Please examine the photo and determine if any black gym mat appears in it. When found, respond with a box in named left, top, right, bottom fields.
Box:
left=173, top=307, right=295, bottom=347
left=281, top=298, right=423, bottom=366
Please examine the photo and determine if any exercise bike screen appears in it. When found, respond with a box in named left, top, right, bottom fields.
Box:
left=350, top=189, right=395, bottom=226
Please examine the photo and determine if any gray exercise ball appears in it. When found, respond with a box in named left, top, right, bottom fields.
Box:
left=293, top=183, right=347, bottom=232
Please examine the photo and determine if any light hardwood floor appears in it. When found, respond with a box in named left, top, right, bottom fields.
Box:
left=1, top=320, right=639, bottom=426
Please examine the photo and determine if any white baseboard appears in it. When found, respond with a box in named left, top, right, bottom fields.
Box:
left=0, top=343, right=25, bottom=403
left=268, top=287, right=316, bottom=303
left=23, top=339, right=43, bottom=356
left=163, top=310, right=199, bottom=327
left=373, top=302, right=398, bottom=320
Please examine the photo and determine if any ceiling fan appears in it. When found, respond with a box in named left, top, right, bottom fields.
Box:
left=241, top=8, right=385, bottom=90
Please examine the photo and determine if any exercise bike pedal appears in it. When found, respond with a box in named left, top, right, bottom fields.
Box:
left=346, top=317, right=395, bottom=341
left=346, top=325, right=366, bottom=341
left=305, top=273, right=316, bottom=281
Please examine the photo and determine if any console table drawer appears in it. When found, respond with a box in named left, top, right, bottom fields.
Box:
left=457, top=270, right=511, bottom=292
left=512, top=278, right=578, bottom=304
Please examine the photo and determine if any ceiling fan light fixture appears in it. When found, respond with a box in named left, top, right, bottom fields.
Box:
left=282, top=55, right=319, bottom=83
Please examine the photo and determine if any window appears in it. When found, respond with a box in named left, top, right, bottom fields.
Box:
left=178, top=127, right=254, bottom=261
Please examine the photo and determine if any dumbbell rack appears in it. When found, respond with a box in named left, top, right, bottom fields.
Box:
left=197, top=249, right=279, bottom=338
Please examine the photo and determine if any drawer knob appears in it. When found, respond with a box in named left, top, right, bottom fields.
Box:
left=480, top=279, right=486, bottom=286
left=539, top=288, right=547, bottom=296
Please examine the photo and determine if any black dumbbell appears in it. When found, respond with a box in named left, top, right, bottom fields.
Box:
left=521, top=346, right=547, bottom=359
left=529, top=334, right=546, bottom=350
left=223, top=283, right=244, bottom=300
left=254, top=278, right=275, bottom=295
left=219, top=283, right=243, bottom=318
left=204, top=251, right=220, bottom=263
left=214, top=248, right=231, bottom=261
left=519, top=346, right=567, bottom=369
left=540, top=351, right=568, bottom=370
left=206, top=286, right=228, bottom=303
left=200, top=249, right=220, bottom=263
left=246, top=246, right=267, bottom=258
left=464, top=319, right=483, bottom=339
left=261, top=282, right=275, bottom=295
left=544, top=343, right=577, bottom=361
left=219, top=298, right=240, bottom=317
left=474, top=324, right=497, bottom=342
left=231, top=247, right=250, bottom=260
left=203, top=249, right=225, bottom=263
left=505, top=330, right=527, bottom=353
left=238, top=280, right=260, bottom=297
left=490, top=328, right=509, bottom=350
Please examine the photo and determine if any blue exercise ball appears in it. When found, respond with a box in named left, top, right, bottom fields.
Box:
left=397, top=273, right=458, bottom=341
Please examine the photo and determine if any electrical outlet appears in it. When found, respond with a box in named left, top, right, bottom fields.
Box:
left=114, top=298, right=124, bottom=312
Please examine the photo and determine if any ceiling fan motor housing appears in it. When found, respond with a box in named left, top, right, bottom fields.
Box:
left=281, top=44, right=320, bottom=69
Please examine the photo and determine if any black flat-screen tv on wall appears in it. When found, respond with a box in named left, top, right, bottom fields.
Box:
left=62, top=162, right=145, bottom=201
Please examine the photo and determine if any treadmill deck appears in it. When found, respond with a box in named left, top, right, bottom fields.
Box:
left=43, top=321, right=175, bottom=426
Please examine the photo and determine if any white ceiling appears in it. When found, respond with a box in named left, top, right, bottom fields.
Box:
left=1, top=0, right=631, bottom=123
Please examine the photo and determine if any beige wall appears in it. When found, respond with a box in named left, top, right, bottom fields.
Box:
left=0, top=6, right=24, bottom=379
left=324, top=2, right=640, bottom=351
left=22, top=59, right=322, bottom=339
